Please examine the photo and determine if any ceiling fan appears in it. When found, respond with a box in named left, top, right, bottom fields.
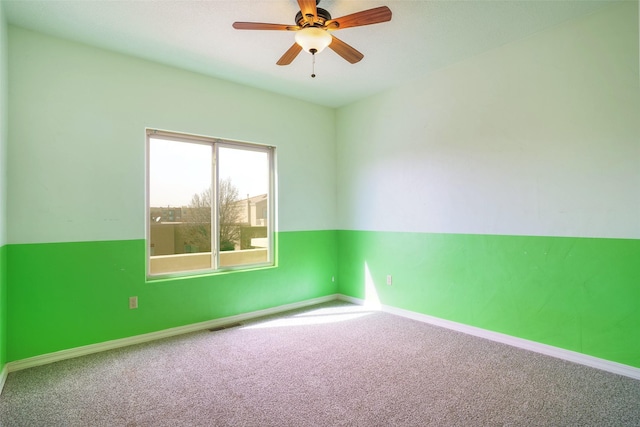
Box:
left=232, top=0, right=392, bottom=76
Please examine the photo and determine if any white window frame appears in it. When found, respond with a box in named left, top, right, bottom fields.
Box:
left=145, top=129, right=276, bottom=279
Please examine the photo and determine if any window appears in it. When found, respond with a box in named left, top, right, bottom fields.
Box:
left=146, top=129, right=275, bottom=277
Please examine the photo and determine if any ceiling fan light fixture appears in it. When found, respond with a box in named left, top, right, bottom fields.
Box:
left=294, top=27, right=332, bottom=54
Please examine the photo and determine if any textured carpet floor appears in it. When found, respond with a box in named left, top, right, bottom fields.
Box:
left=1, top=301, right=639, bottom=426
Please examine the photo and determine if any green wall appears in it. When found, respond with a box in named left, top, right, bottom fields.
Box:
left=7, top=231, right=337, bottom=361
left=338, top=231, right=640, bottom=368
left=0, top=244, right=5, bottom=369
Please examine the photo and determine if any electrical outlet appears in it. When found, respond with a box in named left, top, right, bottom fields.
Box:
left=386, top=275, right=392, bottom=285
left=332, top=276, right=335, bottom=282
left=129, top=296, right=138, bottom=309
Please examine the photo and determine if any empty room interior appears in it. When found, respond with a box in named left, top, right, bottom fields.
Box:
left=0, top=0, right=639, bottom=424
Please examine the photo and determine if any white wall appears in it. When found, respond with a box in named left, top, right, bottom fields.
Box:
left=0, top=3, right=7, bottom=246
left=0, top=0, right=8, bottom=370
left=336, top=2, right=640, bottom=239
left=8, top=27, right=337, bottom=244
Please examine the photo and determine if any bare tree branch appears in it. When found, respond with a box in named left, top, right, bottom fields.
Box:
left=182, top=178, right=243, bottom=252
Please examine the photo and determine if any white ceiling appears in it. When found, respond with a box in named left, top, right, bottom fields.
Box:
left=3, top=0, right=622, bottom=107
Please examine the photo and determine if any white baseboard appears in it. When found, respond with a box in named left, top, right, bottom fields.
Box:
left=0, top=364, right=8, bottom=395
left=336, top=294, right=365, bottom=305
left=341, top=295, right=640, bottom=381
left=5, top=294, right=339, bottom=375
left=5, top=293, right=639, bottom=389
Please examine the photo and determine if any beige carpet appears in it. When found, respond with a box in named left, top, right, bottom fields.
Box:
left=1, top=301, right=639, bottom=426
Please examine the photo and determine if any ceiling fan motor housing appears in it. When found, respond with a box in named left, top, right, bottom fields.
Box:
left=295, top=8, right=332, bottom=27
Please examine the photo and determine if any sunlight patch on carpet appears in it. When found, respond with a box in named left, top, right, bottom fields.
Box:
left=241, top=305, right=376, bottom=329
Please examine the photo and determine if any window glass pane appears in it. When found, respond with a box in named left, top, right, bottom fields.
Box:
left=147, top=131, right=274, bottom=278
left=149, top=138, right=212, bottom=275
left=218, top=146, right=270, bottom=267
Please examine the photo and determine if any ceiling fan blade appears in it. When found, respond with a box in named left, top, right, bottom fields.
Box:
left=233, top=22, right=299, bottom=31
left=325, top=6, right=392, bottom=30
left=328, top=35, right=364, bottom=64
left=297, top=0, right=318, bottom=23
left=277, top=43, right=303, bottom=66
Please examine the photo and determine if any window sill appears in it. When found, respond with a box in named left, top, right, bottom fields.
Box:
left=145, top=261, right=277, bottom=283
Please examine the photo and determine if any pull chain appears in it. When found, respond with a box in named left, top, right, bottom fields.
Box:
left=310, top=48, right=317, bottom=78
